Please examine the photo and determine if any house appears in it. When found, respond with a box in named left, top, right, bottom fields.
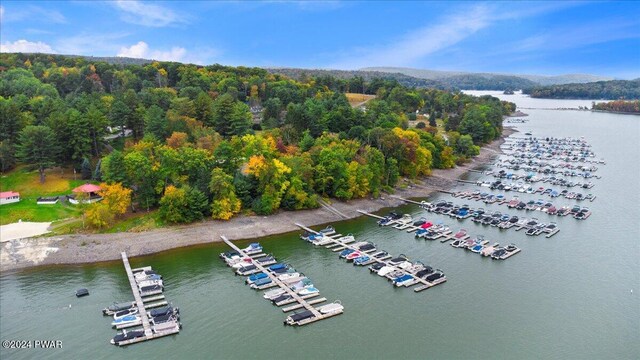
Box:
left=0, top=191, right=20, bottom=205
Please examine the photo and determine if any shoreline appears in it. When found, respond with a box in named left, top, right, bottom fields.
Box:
left=0, top=128, right=514, bottom=272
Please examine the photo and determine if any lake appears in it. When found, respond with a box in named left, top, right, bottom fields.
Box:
left=1, top=92, right=638, bottom=359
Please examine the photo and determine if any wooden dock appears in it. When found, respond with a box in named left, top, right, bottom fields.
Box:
left=295, top=223, right=446, bottom=293
left=121, top=252, right=152, bottom=337
left=220, top=236, right=343, bottom=325
left=115, top=252, right=180, bottom=346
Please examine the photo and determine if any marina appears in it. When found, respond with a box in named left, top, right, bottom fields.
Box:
left=1, top=92, right=637, bottom=359
left=220, top=236, right=344, bottom=326
left=106, top=253, right=181, bottom=346
left=358, top=210, right=523, bottom=260
left=296, top=223, right=447, bottom=292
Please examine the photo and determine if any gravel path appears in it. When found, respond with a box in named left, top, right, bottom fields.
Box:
left=0, top=129, right=513, bottom=272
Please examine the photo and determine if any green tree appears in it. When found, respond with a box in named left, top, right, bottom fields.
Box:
left=66, top=109, right=91, bottom=162
left=101, top=150, right=127, bottom=185
left=209, top=168, right=241, bottom=220
left=299, top=130, right=315, bottom=152
left=144, top=105, right=167, bottom=141
left=85, top=105, right=108, bottom=156
left=0, top=141, right=16, bottom=172
left=230, top=102, right=252, bottom=136
left=81, top=158, right=92, bottom=179
left=194, top=92, right=214, bottom=126
left=211, top=93, right=236, bottom=136
left=16, top=125, right=59, bottom=183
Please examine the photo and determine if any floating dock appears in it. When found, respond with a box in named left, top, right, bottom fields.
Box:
left=220, top=236, right=344, bottom=325
left=295, top=224, right=446, bottom=292
left=113, top=252, right=180, bottom=346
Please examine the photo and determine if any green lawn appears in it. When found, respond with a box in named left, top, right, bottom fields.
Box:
left=0, top=167, right=90, bottom=225
left=103, top=211, right=164, bottom=233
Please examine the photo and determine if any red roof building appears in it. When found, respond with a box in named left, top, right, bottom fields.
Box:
left=0, top=191, right=20, bottom=205
left=72, top=184, right=102, bottom=193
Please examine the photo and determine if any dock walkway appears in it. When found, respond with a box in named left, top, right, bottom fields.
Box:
left=221, top=236, right=343, bottom=325
left=121, top=252, right=152, bottom=337
left=295, top=224, right=445, bottom=292
left=115, top=252, right=180, bottom=346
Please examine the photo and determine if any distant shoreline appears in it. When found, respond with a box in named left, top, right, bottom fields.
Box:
left=590, top=109, right=640, bottom=115
left=0, top=129, right=514, bottom=272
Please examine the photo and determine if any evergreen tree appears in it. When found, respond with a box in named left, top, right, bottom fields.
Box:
left=81, top=157, right=92, bottom=180
left=16, top=125, right=60, bottom=183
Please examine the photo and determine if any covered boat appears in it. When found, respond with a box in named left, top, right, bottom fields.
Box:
left=110, top=329, right=145, bottom=345
left=103, top=301, right=135, bottom=316
left=285, top=310, right=316, bottom=325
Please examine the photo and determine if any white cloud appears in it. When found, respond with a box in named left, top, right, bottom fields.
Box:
left=330, top=5, right=491, bottom=69
left=113, top=1, right=187, bottom=27
left=514, top=19, right=640, bottom=52
left=0, top=39, right=55, bottom=53
left=1, top=5, right=66, bottom=24
left=117, top=41, right=187, bottom=62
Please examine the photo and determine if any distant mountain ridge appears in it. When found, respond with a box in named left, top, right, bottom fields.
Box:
left=7, top=53, right=622, bottom=92
left=361, top=67, right=614, bottom=86
left=264, top=67, right=451, bottom=90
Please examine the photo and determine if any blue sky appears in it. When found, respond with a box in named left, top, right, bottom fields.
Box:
left=1, top=1, right=639, bottom=78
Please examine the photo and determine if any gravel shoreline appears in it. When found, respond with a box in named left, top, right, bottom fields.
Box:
left=0, top=129, right=514, bottom=272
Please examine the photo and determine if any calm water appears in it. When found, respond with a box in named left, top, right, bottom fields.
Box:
left=1, top=92, right=639, bottom=359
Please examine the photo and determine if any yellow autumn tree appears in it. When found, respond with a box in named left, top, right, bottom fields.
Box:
left=86, top=203, right=114, bottom=229
left=209, top=168, right=241, bottom=220
left=98, top=182, right=132, bottom=217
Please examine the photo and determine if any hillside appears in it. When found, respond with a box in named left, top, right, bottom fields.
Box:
left=0, top=52, right=513, bottom=231
left=265, top=67, right=450, bottom=91
left=362, top=67, right=614, bottom=89
left=523, top=79, right=640, bottom=99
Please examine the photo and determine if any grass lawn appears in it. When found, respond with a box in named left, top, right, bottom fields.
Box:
left=103, top=210, right=164, bottom=233
left=0, top=166, right=92, bottom=225
left=345, top=93, right=376, bottom=107
left=436, top=118, right=446, bottom=136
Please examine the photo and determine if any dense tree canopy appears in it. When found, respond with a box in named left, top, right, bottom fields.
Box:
left=524, top=79, right=640, bottom=99
left=0, top=53, right=514, bottom=222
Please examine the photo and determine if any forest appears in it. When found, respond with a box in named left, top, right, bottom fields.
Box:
left=591, top=100, right=640, bottom=114
left=0, top=53, right=514, bottom=227
left=523, top=79, right=640, bottom=99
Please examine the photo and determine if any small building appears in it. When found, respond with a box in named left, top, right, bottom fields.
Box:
left=37, top=196, right=59, bottom=205
left=68, top=184, right=102, bottom=204
left=0, top=191, right=20, bottom=205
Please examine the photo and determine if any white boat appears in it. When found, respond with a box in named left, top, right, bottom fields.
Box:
left=113, top=308, right=138, bottom=320
left=242, top=243, right=263, bottom=255
left=137, top=279, right=163, bottom=288
left=481, top=243, right=500, bottom=256
left=111, top=315, right=141, bottom=328
left=393, top=214, right=413, bottom=229
left=297, top=287, right=319, bottom=296
left=396, top=261, right=413, bottom=270
left=280, top=275, right=305, bottom=285
left=231, top=258, right=253, bottom=269
left=335, top=234, right=355, bottom=244
left=317, top=301, right=344, bottom=314
left=277, top=272, right=301, bottom=282
left=393, top=274, right=418, bottom=287
left=377, top=266, right=395, bottom=277
left=263, top=289, right=286, bottom=300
